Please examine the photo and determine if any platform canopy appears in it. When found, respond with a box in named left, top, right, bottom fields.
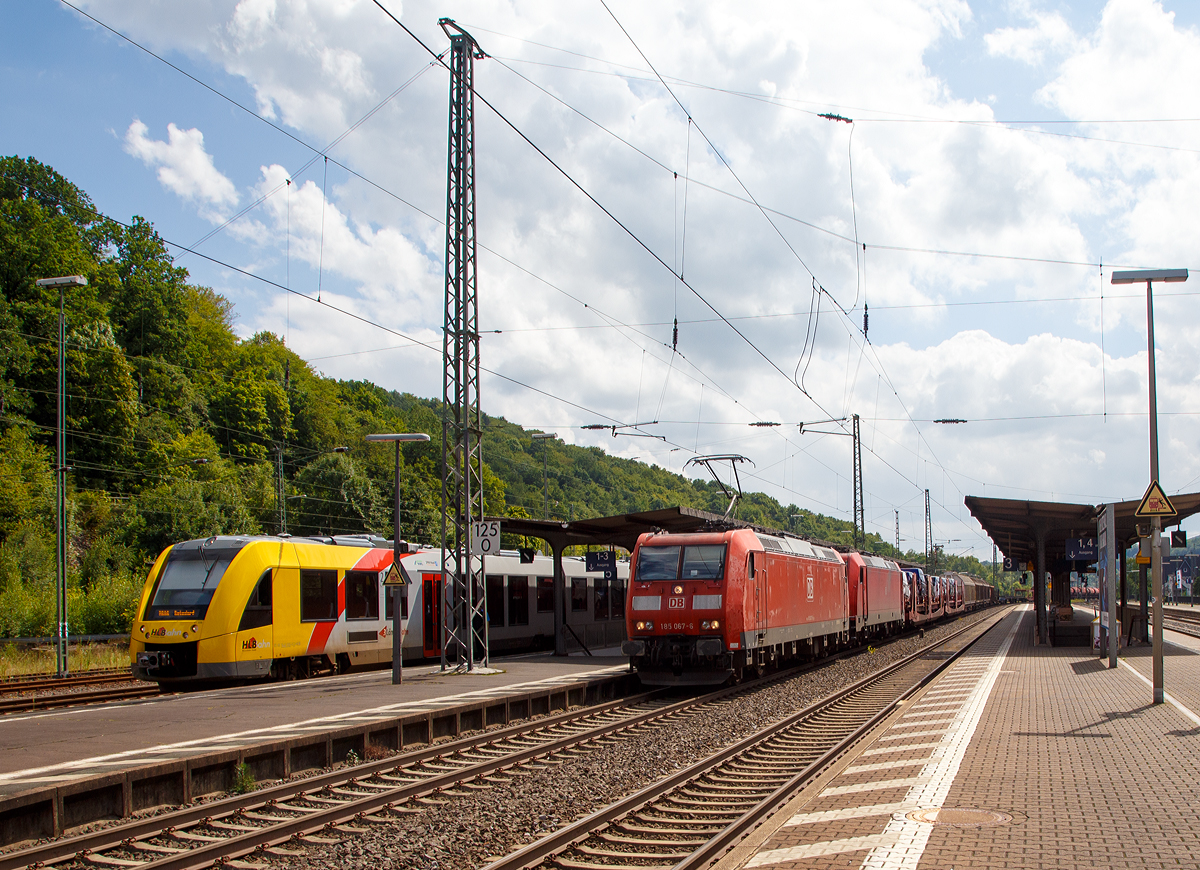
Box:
left=964, top=491, right=1200, bottom=567
left=489, top=506, right=745, bottom=552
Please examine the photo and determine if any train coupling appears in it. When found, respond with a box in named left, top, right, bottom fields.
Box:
left=137, top=650, right=174, bottom=669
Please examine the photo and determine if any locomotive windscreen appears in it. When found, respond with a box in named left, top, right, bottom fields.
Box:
left=682, top=545, right=725, bottom=579
left=636, top=544, right=727, bottom=581
left=636, top=546, right=680, bottom=580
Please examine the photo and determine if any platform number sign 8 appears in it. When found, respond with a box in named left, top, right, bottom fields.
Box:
left=471, top=520, right=501, bottom=555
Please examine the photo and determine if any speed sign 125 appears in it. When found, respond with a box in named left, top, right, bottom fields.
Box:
left=471, top=520, right=501, bottom=555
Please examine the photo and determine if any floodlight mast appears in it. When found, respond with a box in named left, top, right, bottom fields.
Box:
left=1111, top=267, right=1188, bottom=706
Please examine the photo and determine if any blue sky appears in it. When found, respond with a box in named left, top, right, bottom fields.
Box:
left=5, top=0, right=1200, bottom=558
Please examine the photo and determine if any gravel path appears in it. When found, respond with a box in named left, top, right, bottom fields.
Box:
left=264, top=610, right=1006, bottom=870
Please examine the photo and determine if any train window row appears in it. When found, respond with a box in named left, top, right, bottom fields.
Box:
left=484, top=575, right=627, bottom=627
left=298, top=568, right=408, bottom=624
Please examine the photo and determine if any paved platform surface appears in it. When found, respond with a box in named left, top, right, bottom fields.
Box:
left=736, top=604, right=1200, bottom=869
left=0, top=651, right=627, bottom=796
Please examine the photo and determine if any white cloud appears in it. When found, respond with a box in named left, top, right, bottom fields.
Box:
left=123, top=120, right=238, bottom=218
left=985, top=10, right=1079, bottom=65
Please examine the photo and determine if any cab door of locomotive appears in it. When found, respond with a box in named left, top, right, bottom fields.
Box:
left=234, top=567, right=274, bottom=677
left=422, top=573, right=443, bottom=658
left=752, top=552, right=768, bottom=640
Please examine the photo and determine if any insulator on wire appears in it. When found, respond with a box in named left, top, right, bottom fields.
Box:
left=863, top=303, right=868, bottom=339
left=672, top=317, right=678, bottom=351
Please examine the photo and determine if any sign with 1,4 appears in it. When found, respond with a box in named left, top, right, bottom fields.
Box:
left=470, top=520, right=501, bottom=555
left=1065, top=537, right=1097, bottom=561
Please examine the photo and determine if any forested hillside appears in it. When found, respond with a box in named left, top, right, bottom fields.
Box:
left=0, top=156, right=991, bottom=636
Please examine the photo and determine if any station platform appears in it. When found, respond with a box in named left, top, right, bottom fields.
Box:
left=727, top=604, right=1200, bottom=869
left=0, top=650, right=629, bottom=801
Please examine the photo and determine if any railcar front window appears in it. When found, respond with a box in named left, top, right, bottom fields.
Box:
left=682, top=545, right=726, bottom=580
left=636, top=546, right=681, bottom=581
left=147, top=557, right=232, bottom=615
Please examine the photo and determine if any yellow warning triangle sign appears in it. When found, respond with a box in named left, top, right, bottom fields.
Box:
left=1136, top=480, right=1177, bottom=517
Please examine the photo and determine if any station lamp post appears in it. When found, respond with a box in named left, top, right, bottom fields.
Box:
left=35, top=275, right=87, bottom=678
left=365, top=433, right=431, bottom=685
left=1111, top=267, right=1188, bottom=705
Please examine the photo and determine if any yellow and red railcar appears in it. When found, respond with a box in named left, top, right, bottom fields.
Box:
left=131, top=536, right=412, bottom=682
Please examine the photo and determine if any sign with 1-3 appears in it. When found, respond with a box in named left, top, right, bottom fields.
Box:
left=470, top=520, right=501, bottom=555
left=585, top=550, right=616, bottom=578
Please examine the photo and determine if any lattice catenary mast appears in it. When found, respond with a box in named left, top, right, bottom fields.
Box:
left=439, top=19, right=489, bottom=671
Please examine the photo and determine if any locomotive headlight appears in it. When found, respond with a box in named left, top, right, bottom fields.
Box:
left=711, top=619, right=719, bottom=629
left=701, top=620, right=710, bottom=630
left=673, top=585, right=683, bottom=595
left=636, top=621, right=645, bottom=630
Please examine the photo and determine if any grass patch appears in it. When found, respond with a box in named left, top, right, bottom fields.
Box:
left=231, top=762, right=256, bottom=794
left=0, top=641, right=130, bottom=678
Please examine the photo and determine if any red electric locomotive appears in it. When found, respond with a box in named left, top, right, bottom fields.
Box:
left=845, top=551, right=904, bottom=641
left=621, top=528, right=849, bottom=686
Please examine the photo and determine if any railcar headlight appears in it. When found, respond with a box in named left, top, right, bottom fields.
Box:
left=139, top=625, right=146, bottom=635
left=182, top=632, right=188, bottom=639
left=191, top=624, right=199, bottom=634
left=673, top=585, right=683, bottom=595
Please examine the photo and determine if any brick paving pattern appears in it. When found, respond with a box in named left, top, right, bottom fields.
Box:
left=741, top=605, right=1200, bottom=869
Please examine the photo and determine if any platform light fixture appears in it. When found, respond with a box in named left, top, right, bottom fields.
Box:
left=1111, top=267, right=1187, bottom=705
left=35, top=275, right=88, bottom=679
left=365, top=433, right=431, bottom=685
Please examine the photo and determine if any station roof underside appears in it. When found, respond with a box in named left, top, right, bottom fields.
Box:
left=965, top=492, right=1200, bottom=568
left=489, top=507, right=796, bottom=553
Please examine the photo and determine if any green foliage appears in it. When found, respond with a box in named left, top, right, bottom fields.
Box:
left=231, top=762, right=256, bottom=794
left=291, top=453, right=386, bottom=537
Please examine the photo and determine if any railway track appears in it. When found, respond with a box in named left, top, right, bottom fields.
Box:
left=0, top=611, right=1005, bottom=870
left=1164, top=606, right=1200, bottom=638
left=0, top=668, right=162, bottom=715
left=0, top=670, right=135, bottom=694
left=0, top=665, right=808, bottom=870
left=485, top=606, right=1010, bottom=870
left=0, top=683, right=162, bottom=715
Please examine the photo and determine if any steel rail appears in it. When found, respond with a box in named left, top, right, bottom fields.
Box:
left=0, top=689, right=656, bottom=870
left=0, top=668, right=130, bottom=688
left=1, top=658, right=823, bottom=870
left=0, top=684, right=162, bottom=714
left=675, top=608, right=1010, bottom=870
left=480, top=607, right=1011, bottom=870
